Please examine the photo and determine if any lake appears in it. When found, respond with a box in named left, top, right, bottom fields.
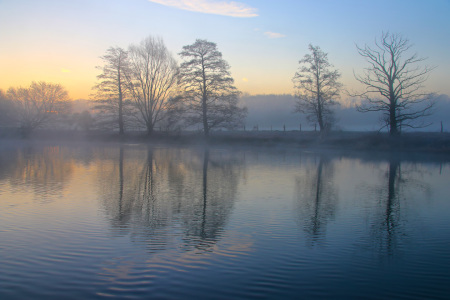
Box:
left=1, top=142, right=449, bottom=299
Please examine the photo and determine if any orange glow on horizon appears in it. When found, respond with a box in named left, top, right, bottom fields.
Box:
left=0, top=47, right=101, bottom=100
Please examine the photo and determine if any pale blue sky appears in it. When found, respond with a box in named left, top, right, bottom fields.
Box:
left=0, top=0, right=449, bottom=99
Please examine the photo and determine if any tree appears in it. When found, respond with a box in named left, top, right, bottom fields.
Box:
left=179, top=39, right=247, bottom=136
left=292, top=44, right=342, bottom=132
left=0, top=89, right=15, bottom=128
left=73, top=110, right=94, bottom=131
left=7, top=81, right=70, bottom=136
left=353, top=32, right=435, bottom=135
left=92, top=47, right=132, bottom=134
left=127, top=36, right=180, bottom=135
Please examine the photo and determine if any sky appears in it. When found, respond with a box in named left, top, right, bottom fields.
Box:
left=0, top=0, right=449, bottom=100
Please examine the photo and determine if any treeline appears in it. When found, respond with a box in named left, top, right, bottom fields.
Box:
left=0, top=32, right=436, bottom=137
left=1, top=37, right=246, bottom=137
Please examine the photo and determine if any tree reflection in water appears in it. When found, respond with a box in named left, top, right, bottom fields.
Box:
left=294, top=155, right=337, bottom=244
left=363, top=158, right=406, bottom=258
left=0, top=145, right=75, bottom=201
left=369, top=158, right=430, bottom=257
left=382, top=159, right=401, bottom=256
left=293, top=153, right=433, bottom=256
left=344, top=155, right=434, bottom=259
left=99, top=146, right=245, bottom=253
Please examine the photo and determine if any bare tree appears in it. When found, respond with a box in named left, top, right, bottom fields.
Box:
left=292, top=44, right=342, bottom=132
left=7, top=81, right=70, bottom=136
left=353, top=32, right=435, bottom=135
left=127, top=36, right=180, bottom=135
left=92, top=47, right=132, bottom=134
left=179, top=39, right=247, bottom=136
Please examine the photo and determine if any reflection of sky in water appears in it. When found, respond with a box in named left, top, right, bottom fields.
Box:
left=0, top=144, right=450, bottom=299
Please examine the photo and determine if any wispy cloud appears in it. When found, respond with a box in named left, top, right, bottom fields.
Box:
left=148, top=0, right=258, bottom=17
left=264, top=31, right=286, bottom=39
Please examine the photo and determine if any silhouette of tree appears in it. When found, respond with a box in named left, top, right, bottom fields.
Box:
left=181, top=149, right=243, bottom=251
left=295, top=155, right=337, bottom=244
left=127, top=36, right=180, bottom=135
left=353, top=32, right=435, bottom=135
left=7, top=81, right=70, bottom=136
left=72, top=110, right=94, bottom=131
left=6, top=146, right=74, bottom=200
left=293, top=45, right=342, bottom=132
left=362, top=157, right=432, bottom=258
left=0, top=89, right=15, bottom=128
left=98, top=147, right=244, bottom=252
left=92, top=47, right=132, bottom=134
left=179, top=39, right=247, bottom=136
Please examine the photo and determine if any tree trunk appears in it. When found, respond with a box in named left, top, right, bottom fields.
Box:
left=117, top=54, right=125, bottom=135
left=202, top=96, right=209, bottom=137
left=146, top=122, right=153, bottom=136
left=318, top=113, right=324, bottom=132
left=316, top=79, right=324, bottom=132
left=389, top=105, right=398, bottom=136
left=201, top=57, right=209, bottom=137
left=118, top=91, right=124, bottom=135
left=317, top=102, right=324, bottom=132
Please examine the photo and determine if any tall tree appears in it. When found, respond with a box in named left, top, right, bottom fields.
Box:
left=292, top=44, right=342, bottom=132
left=7, top=81, right=70, bottom=136
left=92, top=47, right=131, bottom=134
left=353, top=32, right=435, bottom=135
left=127, top=36, right=180, bottom=135
left=179, top=39, right=246, bottom=136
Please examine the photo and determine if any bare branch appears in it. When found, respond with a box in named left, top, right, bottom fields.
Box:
left=351, top=32, right=435, bottom=135
left=7, top=81, right=70, bottom=135
left=127, top=36, right=180, bottom=135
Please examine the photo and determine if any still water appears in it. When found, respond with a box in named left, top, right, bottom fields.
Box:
left=0, top=142, right=449, bottom=299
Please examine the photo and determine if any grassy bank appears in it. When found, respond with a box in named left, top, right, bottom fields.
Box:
left=1, top=129, right=450, bottom=153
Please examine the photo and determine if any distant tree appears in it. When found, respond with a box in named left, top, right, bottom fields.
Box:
left=73, top=110, right=95, bottom=131
left=0, top=89, right=15, bottom=128
left=127, top=36, right=180, bottom=135
left=179, top=39, right=247, bottom=136
left=292, top=44, right=342, bottom=132
left=353, top=32, right=435, bottom=135
left=7, top=81, right=70, bottom=136
left=92, top=47, right=132, bottom=134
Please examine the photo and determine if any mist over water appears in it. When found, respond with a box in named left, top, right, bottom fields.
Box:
left=1, top=143, right=450, bottom=299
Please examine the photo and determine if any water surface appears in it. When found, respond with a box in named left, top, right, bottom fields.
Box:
left=0, top=143, right=449, bottom=299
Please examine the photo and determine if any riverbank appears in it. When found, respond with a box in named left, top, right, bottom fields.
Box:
left=1, top=129, right=450, bottom=153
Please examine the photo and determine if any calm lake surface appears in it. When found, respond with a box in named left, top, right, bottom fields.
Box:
left=1, top=142, right=449, bottom=299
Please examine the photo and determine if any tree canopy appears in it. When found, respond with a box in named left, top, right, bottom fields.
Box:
left=293, top=44, right=342, bottom=132
left=179, top=39, right=246, bottom=136
left=92, top=47, right=132, bottom=134
left=127, top=36, right=180, bottom=135
left=7, top=81, right=70, bottom=136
